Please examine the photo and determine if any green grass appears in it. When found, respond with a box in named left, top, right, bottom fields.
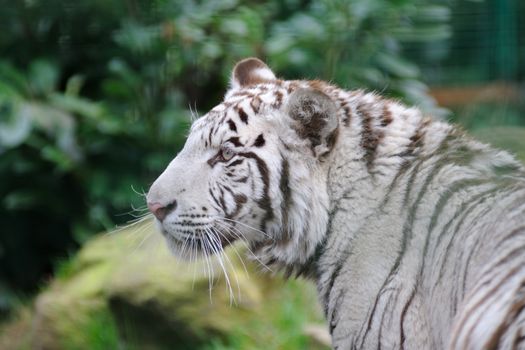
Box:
left=205, top=279, right=328, bottom=350
left=60, top=308, right=122, bottom=350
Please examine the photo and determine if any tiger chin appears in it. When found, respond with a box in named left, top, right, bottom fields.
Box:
left=147, top=58, right=525, bottom=349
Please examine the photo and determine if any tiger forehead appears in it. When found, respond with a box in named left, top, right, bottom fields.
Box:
left=222, top=83, right=289, bottom=112
left=191, top=83, right=292, bottom=139
left=190, top=78, right=335, bottom=134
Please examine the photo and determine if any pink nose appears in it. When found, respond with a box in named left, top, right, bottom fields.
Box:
left=147, top=200, right=177, bottom=222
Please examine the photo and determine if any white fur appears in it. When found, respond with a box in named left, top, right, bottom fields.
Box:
left=148, top=62, right=525, bottom=349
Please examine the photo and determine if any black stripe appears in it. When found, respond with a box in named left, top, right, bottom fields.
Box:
left=381, top=104, right=393, bottom=127
left=435, top=188, right=500, bottom=287
left=361, top=133, right=466, bottom=347
left=434, top=186, right=500, bottom=256
left=218, top=187, right=227, bottom=211
left=207, top=153, right=221, bottom=167
left=377, top=288, right=402, bottom=350
left=329, top=290, right=345, bottom=334
left=250, top=95, right=261, bottom=113
left=227, top=137, right=243, bottom=147
left=223, top=185, right=247, bottom=218
left=401, top=146, right=473, bottom=257
left=417, top=178, right=488, bottom=278
left=405, top=134, right=477, bottom=216
left=358, top=284, right=385, bottom=348
left=209, top=188, right=222, bottom=208
left=234, top=176, right=248, bottom=183
left=358, top=104, right=382, bottom=170
left=238, top=107, right=249, bottom=124
left=452, top=263, right=524, bottom=348
left=511, top=315, right=525, bottom=349
left=454, top=186, right=522, bottom=295
left=227, top=119, right=237, bottom=132
left=380, top=160, right=413, bottom=209
left=494, top=225, right=525, bottom=252
left=399, top=288, right=417, bottom=350
left=402, top=131, right=456, bottom=207
left=273, top=90, right=283, bottom=108
left=399, top=118, right=430, bottom=158
left=279, top=157, right=291, bottom=240
left=254, top=134, right=265, bottom=147
left=472, top=244, right=525, bottom=287
left=379, top=119, right=434, bottom=208
left=228, top=158, right=244, bottom=167
left=319, top=205, right=351, bottom=312
left=231, top=90, right=253, bottom=98
left=238, top=152, right=273, bottom=232
left=342, top=104, right=352, bottom=127
left=323, top=260, right=344, bottom=315
left=484, top=280, right=525, bottom=349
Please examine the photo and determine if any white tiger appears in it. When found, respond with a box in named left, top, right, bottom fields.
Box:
left=146, top=58, right=525, bottom=349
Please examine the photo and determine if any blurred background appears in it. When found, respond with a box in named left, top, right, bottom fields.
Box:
left=0, top=0, right=524, bottom=349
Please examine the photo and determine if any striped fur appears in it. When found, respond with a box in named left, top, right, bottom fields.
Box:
left=147, top=58, right=525, bottom=349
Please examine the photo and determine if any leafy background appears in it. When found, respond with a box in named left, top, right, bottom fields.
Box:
left=0, top=0, right=524, bottom=348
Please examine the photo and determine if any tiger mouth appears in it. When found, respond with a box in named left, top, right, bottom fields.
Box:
left=163, top=226, right=238, bottom=255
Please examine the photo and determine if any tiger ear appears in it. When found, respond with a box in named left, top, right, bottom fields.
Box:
left=231, top=57, right=276, bottom=89
left=285, top=88, right=339, bottom=159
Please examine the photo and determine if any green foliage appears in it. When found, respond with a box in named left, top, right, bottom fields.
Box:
left=450, top=102, right=525, bottom=131
left=60, top=308, right=122, bottom=350
left=56, top=280, right=327, bottom=350
left=450, top=102, right=525, bottom=164
left=206, top=280, right=327, bottom=350
left=0, top=0, right=450, bottom=304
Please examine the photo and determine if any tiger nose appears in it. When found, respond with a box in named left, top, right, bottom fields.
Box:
left=147, top=200, right=177, bottom=222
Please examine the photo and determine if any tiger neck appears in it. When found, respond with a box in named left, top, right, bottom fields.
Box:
left=290, top=90, right=436, bottom=278
left=313, top=90, right=443, bottom=282
left=323, top=90, right=426, bottom=212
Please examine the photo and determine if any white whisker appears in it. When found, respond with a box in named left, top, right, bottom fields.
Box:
left=213, top=221, right=250, bottom=276
left=206, top=228, right=237, bottom=305
left=214, top=220, right=273, bottom=273
left=107, top=214, right=153, bottom=237
left=201, top=235, right=215, bottom=302
left=131, top=229, right=155, bottom=254
left=188, top=102, right=200, bottom=123
left=130, top=184, right=148, bottom=198
left=219, top=217, right=272, bottom=238
left=178, top=230, right=192, bottom=259
left=212, top=226, right=243, bottom=304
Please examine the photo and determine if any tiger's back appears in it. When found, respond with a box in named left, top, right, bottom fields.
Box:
left=319, top=91, right=525, bottom=348
left=147, top=58, right=525, bottom=349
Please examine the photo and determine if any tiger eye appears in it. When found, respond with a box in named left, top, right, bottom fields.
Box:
left=221, top=147, right=235, bottom=161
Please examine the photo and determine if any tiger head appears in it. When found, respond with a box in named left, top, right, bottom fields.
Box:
left=147, top=58, right=340, bottom=271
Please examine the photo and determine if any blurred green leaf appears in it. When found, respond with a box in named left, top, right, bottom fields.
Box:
left=113, top=21, right=161, bottom=53
left=49, top=93, right=104, bottom=120
left=0, top=61, right=28, bottom=94
left=376, top=53, right=420, bottom=78
left=392, top=24, right=451, bottom=42
left=41, top=145, right=76, bottom=171
left=415, top=5, right=451, bottom=22
left=65, top=75, right=85, bottom=97
left=0, top=101, right=32, bottom=148
left=3, top=190, right=41, bottom=210
left=28, top=60, right=59, bottom=96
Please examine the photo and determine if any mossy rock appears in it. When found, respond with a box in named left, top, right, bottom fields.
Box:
left=1, top=219, right=329, bottom=350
